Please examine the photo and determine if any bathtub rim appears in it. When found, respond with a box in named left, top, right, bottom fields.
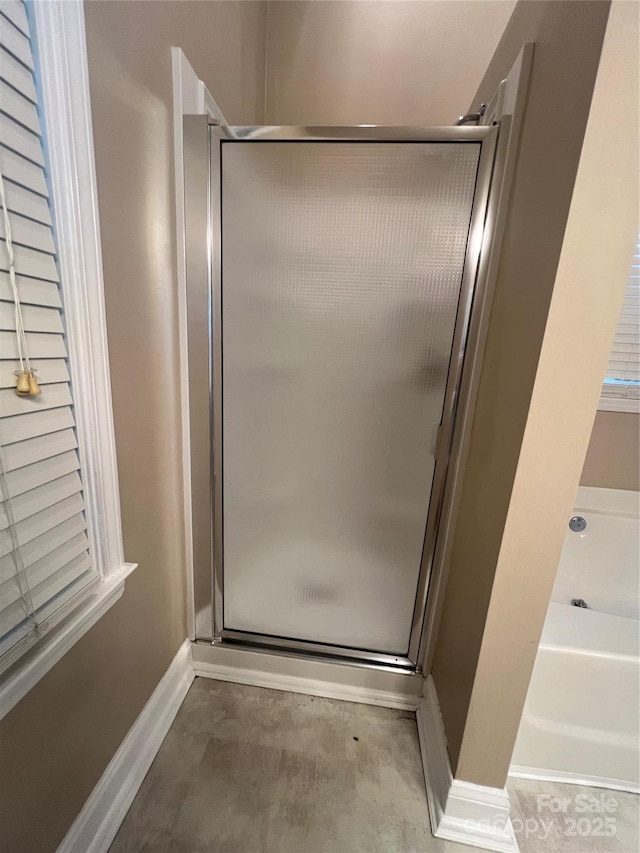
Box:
left=573, top=485, right=639, bottom=518
left=539, top=601, right=639, bottom=662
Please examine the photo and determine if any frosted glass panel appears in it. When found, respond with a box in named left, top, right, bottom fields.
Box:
left=221, top=141, right=480, bottom=654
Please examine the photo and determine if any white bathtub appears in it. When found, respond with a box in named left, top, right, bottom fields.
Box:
left=510, top=486, right=640, bottom=793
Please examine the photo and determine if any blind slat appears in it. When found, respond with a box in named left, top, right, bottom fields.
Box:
left=0, top=492, right=85, bottom=557
left=0, top=382, right=72, bottom=420
left=1, top=534, right=91, bottom=607
left=0, top=301, right=63, bottom=333
left=0, top=79, right=40, bottom=134
left=0, top=112, right=43, bottom=165
left=0, top=330, right=66, bottom=360
left=0, top=549, right=93, bottom=636
left=0, top=514, right=87, bottom=581
left=1, top=178, right=51, bottom=224
left=1, top=448, right=80, bottom=499
left=0, top=358, right=69, bottom=388
left=0, top=512, right=87, bottom=584
left=0, top=404, right=75, bottom=446
left=0, top=239, right=59, bottom=280
left=0, top=561, right=95, bottom=650
left=608, top=343, right=640, bottom=355
left=608, top=365, right=637, bottom=378
left=0, top=145, right=48, bottom=195
left=0, top=2, right=30, bottom=37
left=0, top=470, right=82, bottom=529
left=0, top=45, right=37, bottom=102
left=1, top=427, right=77, bottom=472
left=0, top=271, right=61, bottom=307
left=0, top=12, right=32, bottom=69
left=0, top=208, right=55, bottom=253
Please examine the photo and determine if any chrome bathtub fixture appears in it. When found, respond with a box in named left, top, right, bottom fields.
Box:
left=571, top=598, right=589, bottom=608
left=569, top=515, right=587, bottom=532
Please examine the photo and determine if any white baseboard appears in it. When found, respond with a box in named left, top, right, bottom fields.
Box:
left=509, top=765, right=640, bottom=795
left=56, top=639, right=194, bottom=853
left=191, top=641, right=424, bottom=710
left=417, top=677, right=520, bottom=853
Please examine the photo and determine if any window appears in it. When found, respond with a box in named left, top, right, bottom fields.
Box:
left=0, top=0, right=134, bottom=716
left=599, top=237, right=640, bottom=413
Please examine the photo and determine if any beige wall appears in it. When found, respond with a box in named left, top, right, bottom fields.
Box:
left=581, top=411, right=640, bottom=491
left=265, top=0, right=639, bottom=491
left=0, top=3, right=266, bottom=851
left=432, top=0, right=638, bottom=788
left=265, top=0, right=515, bottom=125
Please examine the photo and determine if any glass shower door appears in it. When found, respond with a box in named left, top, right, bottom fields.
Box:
left=216, top=131, right=492, bottom=660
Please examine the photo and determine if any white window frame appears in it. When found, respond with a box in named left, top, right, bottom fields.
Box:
left=0, top=0, right=136, bottom=720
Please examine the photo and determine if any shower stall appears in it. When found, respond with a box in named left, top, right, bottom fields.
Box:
left=184, top=121, right=500, bottom=672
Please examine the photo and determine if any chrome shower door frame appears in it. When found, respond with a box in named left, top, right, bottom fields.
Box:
left=188, top=122, right=499, bottom=669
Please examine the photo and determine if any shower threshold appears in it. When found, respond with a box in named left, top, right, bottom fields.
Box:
left=208, top=631, right=418, bottom=673
left=191, top=638, right=425, bottom=710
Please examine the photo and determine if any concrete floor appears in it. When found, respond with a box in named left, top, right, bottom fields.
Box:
left=109, top=677, right=640, bottom=853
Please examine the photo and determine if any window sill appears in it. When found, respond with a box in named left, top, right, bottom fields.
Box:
left=0, top=563, right=137, bottom=722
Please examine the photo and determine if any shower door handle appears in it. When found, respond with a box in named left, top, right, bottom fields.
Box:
left=431, top=424, right=442, bottom=459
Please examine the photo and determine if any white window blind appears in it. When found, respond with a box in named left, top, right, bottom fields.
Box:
left=0, top=0, right=98, bottom=670
left=601, top=237, right=640, bottom=407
